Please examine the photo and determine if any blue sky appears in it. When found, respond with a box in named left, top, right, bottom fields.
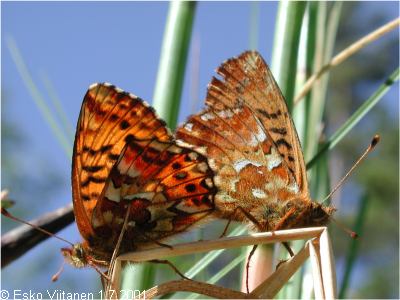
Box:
left=2, top=1, right=399, bottom=296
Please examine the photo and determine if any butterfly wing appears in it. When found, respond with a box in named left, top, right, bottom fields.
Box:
left=72, top=83, right=172, bottom=240
left=72, top=83, right=215, bottom=255
left=176, top=51, right=309, bottom=229
left=208, top=51, right=308, bottom=195
left=91, top=136, right=215, bottom=251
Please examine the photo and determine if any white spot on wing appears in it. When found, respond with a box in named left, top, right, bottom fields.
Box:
left=189, top=152, right=198, bottom=161
left=127, top=166, right=141, bottom=178
left=197, top=162, right=209, bottom=173
left=89, top=83, right=99, bottom=89
left=266, top=148, right=282, bottom=171
left=184, top=123, right=194, bottom=132
left=124, top=192, right=155, bottom=201
left=217, top=193, right=237, bottom=203
left=200, top=112, right=215, bottom=121
left=233, top=159, right=262, bottom=173
left=168, top=145, right=183, bottom=154
left=217, top=110, right=234, bottom=119
left=252, top=188, right=266, bottom=199
left=105, top=183, right=121, bottom=202
left=176, top=139, right=194, bottom=149
left=288, top=182, right=299, bottom=194
left=255, top=123, right=267, bottom=142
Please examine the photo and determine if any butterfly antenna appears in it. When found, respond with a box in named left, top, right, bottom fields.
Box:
left=1, top=208, right=74, bottom=247
left=51, top=260, right=66, bottom=282
left=321, top=134, right=380, bottom=205
left=331, top=217, right=358, bottom=239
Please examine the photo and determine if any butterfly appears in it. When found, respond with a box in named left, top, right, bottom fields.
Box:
left=176, top=51, right=335, bottom=235
left=64, top=83, right=216, bottom=269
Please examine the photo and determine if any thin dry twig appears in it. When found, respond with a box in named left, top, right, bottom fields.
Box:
left=294, top=18, right=400, bottom=104
left=1, top=203, right=74, bottom=267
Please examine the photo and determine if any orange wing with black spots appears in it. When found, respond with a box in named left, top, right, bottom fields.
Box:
left=72, top=83, right=215, bottom=257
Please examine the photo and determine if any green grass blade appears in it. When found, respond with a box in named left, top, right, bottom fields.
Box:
left=271, top=2, right=306, bottom=298
left=307, top=67, right=400, bottom=169
left=249, top=1, right=260, bottom=50
left=121, top=2, right=196, bottom=291
left=185, top=226, right=247, bottom=279
left=338, top=194, right=370, bottom=299
left=190, top=252, right=247, bottom=299
left=271, top=1, right=307, bottom=110
left=5, top=36, right=72, bottom=158
left=152, top=1, right=196, bottom=129
left=40, top=71, right=75, bottom=142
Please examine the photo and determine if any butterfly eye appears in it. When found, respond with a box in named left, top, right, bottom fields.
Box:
left=311, top=206, right=329, bottom=223
left=73, top=245, right=85, bottom=259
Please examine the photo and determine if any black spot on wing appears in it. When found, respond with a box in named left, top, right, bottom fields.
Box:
left=275, top=138, right=292, bottom=150
left=172, top=162, right=181, bottom=169
left=185, top=184, right=196, bottom=193
left=120, top=120, right=130, bottom=130
left=108, top=153, right=120, bottom=160
left=81, top=176, right=107, bottom=187
left=82, top=165, right=105, bottom=173
left=270, top=127, right=287, bottom=135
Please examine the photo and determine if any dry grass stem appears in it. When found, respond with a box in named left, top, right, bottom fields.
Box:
left=320, top=228, right=337, bottom=299
left=116, top=227, right=325, bottom=262
left=310, top=240, right=325, bottom=299
left=294, top=18, right=400, bottom=104
left=251, top=241, right=310, bottom=298
left=136, top=280, right=251, bottom=299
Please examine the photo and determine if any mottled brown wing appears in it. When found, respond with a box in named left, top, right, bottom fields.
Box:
left=205, top=51, right=308, bottom=198
left=72, top=83, right=172, bottom=241
left=176, top=51, right=309, bottom=226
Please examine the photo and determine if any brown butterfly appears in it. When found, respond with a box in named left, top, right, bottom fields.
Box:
left=64, top=83, right=216, bottom=270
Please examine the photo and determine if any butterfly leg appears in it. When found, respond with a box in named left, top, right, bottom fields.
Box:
left=272, top=208, right=296, bottom=260
left=245, top=244, right=258, bottom=294
left=220, top=206, right=263, bottom=237
left=150, top=259, right=191, bottom=281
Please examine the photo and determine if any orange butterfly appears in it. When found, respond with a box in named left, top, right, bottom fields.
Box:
left=176, top=51, right=334, bottom=236
left=64, top=83, right=216, bottom=269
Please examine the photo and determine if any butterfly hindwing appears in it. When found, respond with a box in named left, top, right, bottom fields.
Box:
left=176, top=51, right=310, bottom=230
left=206, top=51, right=308, bottom=196
left=91, top=136, right=215, bottom=242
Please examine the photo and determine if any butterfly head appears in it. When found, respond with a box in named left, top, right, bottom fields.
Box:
left=61, top=243, right=88, bottom=268
left=308, top=202, right=336, bottom=226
